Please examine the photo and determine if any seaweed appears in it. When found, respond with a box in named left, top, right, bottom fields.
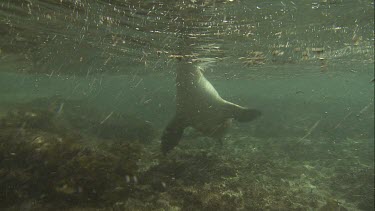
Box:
left=0, top=97, right=143, bottom=209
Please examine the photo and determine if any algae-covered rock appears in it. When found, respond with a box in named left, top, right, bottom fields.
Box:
left=319, top=199, right=348, bottom=211
left=136, top=149, right=245, bottom=210
left=142, top=150, right=238, bottom=189
left=0, top=97, right=143, bottom=209
left=168, top=184, right=245, bottom=211
left=0, top=129, right=142, bottom=208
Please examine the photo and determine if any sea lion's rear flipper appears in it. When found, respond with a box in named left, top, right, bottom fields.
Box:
left=161, top=116, right=186, bottom=155
left=224, top=102, right=262, bottom=122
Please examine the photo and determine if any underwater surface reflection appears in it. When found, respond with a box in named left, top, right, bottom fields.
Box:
left=0, top=0, right=374, bottom=210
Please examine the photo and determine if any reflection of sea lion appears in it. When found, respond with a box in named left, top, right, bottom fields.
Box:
left=161, top=61, right=261, bottom=154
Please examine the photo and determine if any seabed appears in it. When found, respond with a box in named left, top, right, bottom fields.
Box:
left=0, top=96, right=373, bottom=210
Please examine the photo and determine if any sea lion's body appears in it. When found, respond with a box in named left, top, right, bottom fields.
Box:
left=161, top=61, right=261, bottom=154
left=176, top=63, right=229, bottom=136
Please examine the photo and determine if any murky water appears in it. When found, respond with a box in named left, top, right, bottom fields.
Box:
left=0, top=0, right=374, bottom=210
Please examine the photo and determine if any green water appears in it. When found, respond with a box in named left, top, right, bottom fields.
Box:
left=0, top=0, right=374, bottom=210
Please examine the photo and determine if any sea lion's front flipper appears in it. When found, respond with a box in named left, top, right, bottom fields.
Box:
left=224, top=102, right=262, bottom=122
left=161, top=116, right=186, bottom=155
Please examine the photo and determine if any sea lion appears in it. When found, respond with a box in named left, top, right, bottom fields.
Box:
left=161, top=60, right=261, bottom=154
